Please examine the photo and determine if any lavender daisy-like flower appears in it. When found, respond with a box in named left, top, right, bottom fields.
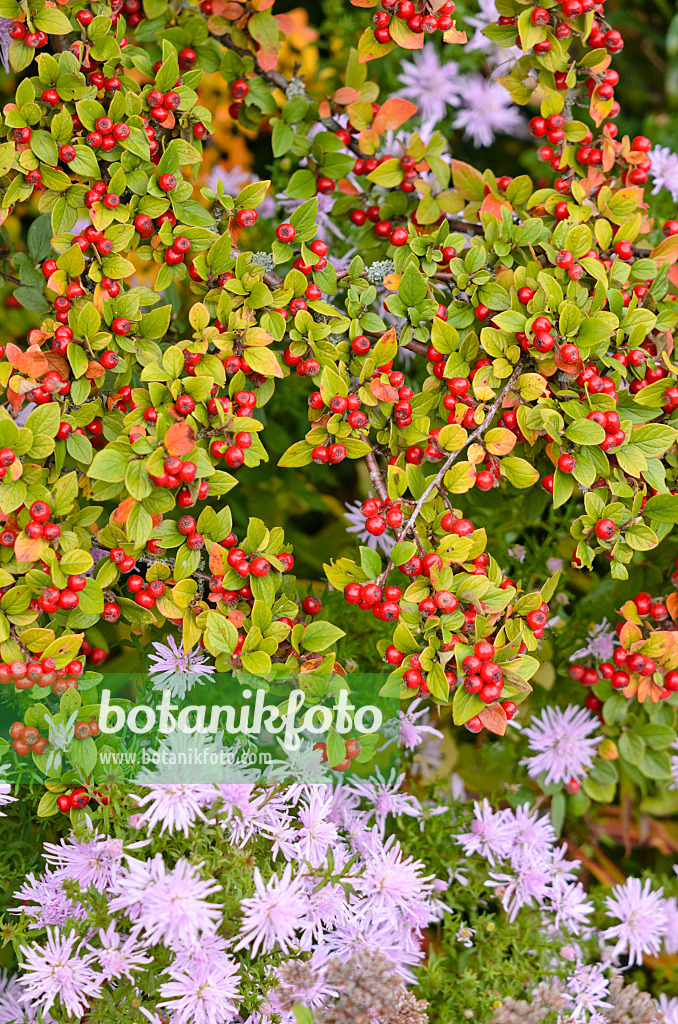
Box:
left=42, top=834, right=125, bottom=891
left=395, top=44, right=463, bottom=139
left=19, top=929, right=102, bottom=1019
left=486, top=851, right=551, bottom=922
left=13, top=870, right=87, bottom=929
left=344, top=498, right=395, bottom=555
left=0, top=20, right=12, bottom=74
left=452, top=74, right=524, bottom=148
left=571, top=617, right=617, bottom=662
left=648, top=145, right=678, bottom=202
left=453, top=799, right=512, bottom=864
left=148, top=636, right=215, bottom=699
left=658, top=994, right=678, bottom=1024
left=397, top=699, right=443, bottom=751
left=464, top=0, right=522, bottom=66
left=503, top=803, right=557, bottom=859
left=235, top=863, right=308, bottom=957
left=159, top=959, right=241, bottom=1024
left=348, top=769, right=421, bottom=834
left=565, top=962, right=611, bottom=1021
left=294, top=788, right=339, bottom=868
left=603, top=877, right=668, bottom=965
left=521, top=705, right=600, bottom=786
left=90, top=923, right=151, bottom=982
left=132, top=784, right=216, bottom=836
left=136, top=858, right=222, bottom=948
left=548, top=879, right=594, bottom=935
left=0, top=764, right=15, bottom=815
left=0, top=971, right=33, bottom=1024
left=357, top=835, right=435, bottom=920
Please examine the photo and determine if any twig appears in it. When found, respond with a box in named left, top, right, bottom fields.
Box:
left=365, top=449, right=389, bottom=502
left=398, top=358, right=526, bottom=542
left=0, top=270, right=20, bottom=286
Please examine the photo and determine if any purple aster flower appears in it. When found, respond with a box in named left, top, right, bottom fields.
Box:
left=294, top=788, right=339, bottom=868
left=0, top=764, right=15, bottom=815
left=453, top=799, right=512, bottom=864
left=603, top=877, right=668, bottom=965
left=503, top=803, right=557, bottom=859
left=521, top=705, right=600, bottom=786
left=398, top=699, right=443, bottom=751
left=0, top=21, right=12, bottom=74
left=235, top=863, right=308, bottom=957
left=649, top=145, right=678, bottom=202
left=571, top=617, right=617, bottom=662
left=659, top=994, right=678, bottom=1024
left=486, top=851, right=551, bottom=922
left=89, top=923, right=151, bottom=982
left=148, top=636, right=215, bottom=699
left=548, top=878, right=594, bottom=935
left=348, top=769, right=421, bottom=834
left=357, top=835, right=436, bottom=923
left=664, top=896, right=678, bottom=955
left=452, top=74, right=525, bottom=148
left=565, top=963, right=611, bottom=1021
left=19, top=929, right=102, bottom=1019
left=132, top=784, right=216, bottom=836
left=158, top=959, right=240, bottom=1024
left=42, top=834, right=125, bottom=891
left=13, top=871, right=86, bottom=929
left=395, top=44, right=463, bottom=139
left=0, top=971, right=35, bottom=1024
left=344, top=498, right=395, bottom=555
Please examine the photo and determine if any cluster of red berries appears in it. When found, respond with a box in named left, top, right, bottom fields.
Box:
left=9, top=720, right=48, bottom=757
left=372, top=0, right=455, bottom=43
left=348, top=193, right=412, bottom=245
left=461, top=641, right=515, bottom=713
left=0, top=658, right=84, bottom=694
left=56, top=787, right=97, bottom=813
left=571, top=588, right=678, bottom=713
left=8, top=22, right=48, bottom=48
left=35, top=575, right=87, bottom=615
left=313, top=737, right=362, bottom=772
left=308, top=388, right=368, bottom=432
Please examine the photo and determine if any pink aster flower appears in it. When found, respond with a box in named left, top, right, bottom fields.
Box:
left=137, top=859, right=222, bottom=948
left=521, top=705, right=600, bottom=786
left=603, top=877, right=668, bottom=965
left=452, top=74, right=524, bottom=148
left=133, top=784, right=216, bottom=837
left=0, top=971, right=34, bottom=1024
left=357, top=835, right=436, bottom=924
left=42, top=834, right=125, bottom=891
left=294, top=788, right=340, bottom=868
left=398, top=699, right=443, bottom=751
left=486, top=852, right=551, bottom=922
left=235, top=863, right=309, bottom=957
left=89, top=923, right=151, bottom=982
left=13, top=870, right=87, bottom=929
left=453, top=799, right=512, bottom=865
left=158, top=959, right=240, bottom=1024
left=348, top=769, right=421, bottom=834
left=19, top=929, right=102, bottom=1019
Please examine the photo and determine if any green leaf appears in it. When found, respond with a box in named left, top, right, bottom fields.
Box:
left=89, top=449, right=128, bottom=482
left=644, top=494, right=678, bottom=523
left=359, top=546, right=382, bottom=579
left=300, top=621, right=345, bottom=652
left=66, top=432, right=93, bottom=464
left=501, top=457, right=540, bottom=488
left=618, top=731, right=646, bottom=765
left=399, top=263, right=428, bottom=307
left=565, top=419, right=606, bottom=445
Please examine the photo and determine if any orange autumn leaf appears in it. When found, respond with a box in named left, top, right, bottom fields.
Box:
left=6, top=343, right=49, bottom=378
left=258, top=49, right=279, bottom=72
left=14, top=535, right=46, bottom=564
left=209, top=542, right=227, bottom=576
left=480, top=193, right=512, bottom=219
left=479, top=703, right=507, bottom=735
left=667, top=592, right=678, bottom=622
left=369, top=379, right=399, bottom=403
left=164, top=422, right=197, bottom=456
left=333, top=87, right=361, bottom=105
left=227, top=609, right=246, bottom=628
left=372, top=98, right=418, bottom=134
left=337, top=178, right=360, bottom=195
left=442, top=23, right=467, bottom=43
left=318, top=100, right=331, bottom=118
left=112, top=497, right=137, bottom=523
left=85, top=360, right=106, bottom=379
left=27, top=329, right=51, bottom=347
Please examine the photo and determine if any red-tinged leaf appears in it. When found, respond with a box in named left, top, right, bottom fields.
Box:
left=129, top=425, right=146, bottom=444
left=389, top=16, right=425, bottom=50
left=442, top=23, right=467, bottom=43
left=636, top=677, right=664, bottom=704
left=333, top=87, right=361, bottom=105
left=14, top=535, right=46, bottom=564
left=337, top=178, right=360, bottom=196
left=257, top=48, right=279, bottom=72
left=554, top=346, right=584, bottom=376
left=372, top=98, right=418, bottom=134
left=318, top=100, right=331, bottom=118
left=619, top=599, right=642, bottom=624
left=651, top=235, right=678, bottom=265
left=357, top=26, right=394, bottom=63
left=85, top=360, right=105, bottom=379
left=209, top=542, right=227, bottom=575
left=44, top=352, right=69, bottom=378
left=479, top=703, right=507, bottom=735
left=619, top=620, right=642, bottom=649
left=227, top=609, right=246, bottom=627
left=27, top=329, right=51, bottom=347
left=112, top=497, right=136, bottom=523
left=357, top=128, right=380, bottom=154
left=602, top=137, right=616, bottom=173
left=164, top=422, right=197, bottom=456
left=6, top=343, right=49, bottom=379
left=484, top=428, right=516, bottom=456
left=350, top=0, right=380, bottom=6
left=480, top=194, right=512, bottom=219
left=5, top=388, right=23, bottom=412
left=212, top=0, right=242, bottom=14
left=451, top=159, right=485, bottom=201
left=227, top=215, right=243, bottom=247
left=589, top=95, right=613, bottom=127
left=668, top=592, right=678, bottom=622
left=370, top=379, right=399, bottom=403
